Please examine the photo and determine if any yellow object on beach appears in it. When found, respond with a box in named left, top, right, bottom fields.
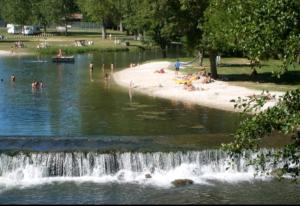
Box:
left=175, top=79, right=192, bottom=84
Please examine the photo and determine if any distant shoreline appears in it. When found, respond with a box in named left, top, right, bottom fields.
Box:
left=0, top=50, right=31, bottom=57
left=113, top=61, right=284, bottom=113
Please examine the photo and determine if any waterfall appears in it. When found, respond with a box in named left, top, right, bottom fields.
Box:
left=0, top=150, right=276, bottom=188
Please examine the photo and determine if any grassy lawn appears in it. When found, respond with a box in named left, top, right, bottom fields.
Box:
left=0, top=28, right=149, bottom=55
left=154, top=57, right=300, bottom=92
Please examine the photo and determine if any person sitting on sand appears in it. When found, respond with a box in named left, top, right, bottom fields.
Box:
left=183, top=82, right=197, bottom=91
left=201, top=73, right=214, bottom=84
left=154, top=68, right=165, bottom=73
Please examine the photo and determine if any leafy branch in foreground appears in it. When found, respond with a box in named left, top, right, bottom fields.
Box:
left=223, top=89, right=300, bottom=180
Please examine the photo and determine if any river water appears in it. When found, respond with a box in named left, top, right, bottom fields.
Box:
left=0, top=50, right=299, bottom=204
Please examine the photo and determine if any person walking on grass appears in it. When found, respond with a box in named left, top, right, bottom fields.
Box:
left=175, top=59, right=181, bottom=76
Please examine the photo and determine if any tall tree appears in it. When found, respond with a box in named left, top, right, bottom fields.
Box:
left=202, top=0, right=300, bottom=78
left=122, top=0, right=148, bottom=36
left=133, top=0, right=183, bottom=58
left=50, top=0, right=79, bottom=36
left=1, top=0, right=32, bottom=26
left=202, top=0, right=237, bottom=78
left=179, top=0, right=209, bottom=65
left=30, top=0, right=55, bottom=33
left=218, top=0, right=300, bottom=179
left=77, top=0, right=114, bottom=39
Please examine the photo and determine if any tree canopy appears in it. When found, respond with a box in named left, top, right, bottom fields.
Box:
left=77, top=0, right=115, bottom=39
left=203, top=0, right=300, bottom=77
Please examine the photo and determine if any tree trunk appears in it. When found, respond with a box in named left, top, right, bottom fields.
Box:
left=198, top=49, right=204, bottom=66
left=101, top=20, right=106, bottom=39
left=160, top=43, right=167, bottom=58
left=119, top=21, right=123, bottom=33
left=101, top=26, right=106, bottom=39
left=162, top=50, right=167, bottom=58
left=209, top=50, right=218, bottom=79
left=64, top=22, right=68, bottom=36
left=43, top=25, right=47, bottom=33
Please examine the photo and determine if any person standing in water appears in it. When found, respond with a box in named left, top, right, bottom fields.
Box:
left=11, top=74, right=16, bottom=82
left=89, top=63, right=94, bottom=72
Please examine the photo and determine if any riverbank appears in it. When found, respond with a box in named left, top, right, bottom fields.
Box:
left=0, top=50, right=31, bottom=57
left=113, top=61, right=284, bottom=113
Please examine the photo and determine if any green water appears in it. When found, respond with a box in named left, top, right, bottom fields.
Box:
left=0, top=50, right=239, bottom=151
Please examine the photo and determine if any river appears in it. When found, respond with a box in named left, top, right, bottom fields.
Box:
left=0, top=50, right=299, bottom=204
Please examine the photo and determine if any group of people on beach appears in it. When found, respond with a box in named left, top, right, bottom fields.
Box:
left=173, top=59, right=214, bottom=92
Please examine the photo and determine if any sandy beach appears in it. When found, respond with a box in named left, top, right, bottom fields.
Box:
left=113, top=61, right=284, bottom=113
left=0, top=50, right=30, bottom=57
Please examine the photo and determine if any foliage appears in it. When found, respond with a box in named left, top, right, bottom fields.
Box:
left=0, top=0, right=32, bottom=25
left=77, top=0, right=115, bottom=38
left=202, top=0, right=300, bottom=77
left=179, top=0, right=209, bottom=55
left=202, top=0, right=236, bottom=53
left=126, top=0, right=184, bottom=58
left=122, top=0, right=149, bottom=35
left=0, top=0, right=79, bottom=35
left=224, top=89, right=300, bottom=179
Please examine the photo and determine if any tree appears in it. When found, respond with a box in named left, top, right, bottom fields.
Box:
left=179, top=0, right=209, bottom=65
left=77, top=0, right=114, bottom=39
left=122, top=0, right=149, bottom=36
left=224, top=89, right=300, bottom=180
left=135, top=0, right=183, bottom=58
left=202, top=0, right=300, bottom=78
left=216, top=0, right=300, bottom=179
left=0, top=0, right=32, bottom=26
left=49, top=0, right=79, bottom=36
left=30, top=0, right=56, bottom=33
left=202, top=0, right=238, bottom=78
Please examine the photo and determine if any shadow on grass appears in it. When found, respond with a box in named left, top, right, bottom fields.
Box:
left=51, top=31, right=127, bottom=37
left=221, top=71, right=300, bottom=86
left=219, top=63, right=267, bottom=67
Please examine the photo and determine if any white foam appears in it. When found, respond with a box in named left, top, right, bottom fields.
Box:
left=0, top=150, right=278, bottom=192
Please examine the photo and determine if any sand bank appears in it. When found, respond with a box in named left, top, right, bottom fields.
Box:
left=0, top=50, right=30, bottom=57
left=113, top=61, right=284, bottom=112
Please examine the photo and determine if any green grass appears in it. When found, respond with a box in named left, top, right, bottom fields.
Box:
left=0, top=28, right=150, bottom=55
left=152, top=57, right=300, bottom=92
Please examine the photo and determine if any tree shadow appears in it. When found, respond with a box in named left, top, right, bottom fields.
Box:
left=219, top=63, right=267, bottom=67
left=220, top=70, right=300, bottom=86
